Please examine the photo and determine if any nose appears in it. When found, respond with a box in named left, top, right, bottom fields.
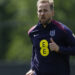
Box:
left=41, top=12, right=45, bottom=15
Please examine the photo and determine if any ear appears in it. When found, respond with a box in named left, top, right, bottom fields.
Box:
left=52, top=10, right=54, bottom=16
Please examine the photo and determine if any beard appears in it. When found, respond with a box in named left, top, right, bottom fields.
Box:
left=39, top=17, right=52, bottom=25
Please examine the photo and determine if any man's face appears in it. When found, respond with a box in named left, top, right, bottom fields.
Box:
left=37, top=2, right=54, bottom=24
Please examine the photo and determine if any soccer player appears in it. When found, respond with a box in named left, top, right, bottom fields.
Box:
left=25, top=0, right=75, bottom=75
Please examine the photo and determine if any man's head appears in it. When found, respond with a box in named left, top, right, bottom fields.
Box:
left=37, top=0, right=54, bottom=25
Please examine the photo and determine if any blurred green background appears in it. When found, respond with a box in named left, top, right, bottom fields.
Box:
left=0, top=0, right=75, bottom=62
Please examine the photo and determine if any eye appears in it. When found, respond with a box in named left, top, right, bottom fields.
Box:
left=44, top=9, right=48, bottom=12
left=38, top=10, right=42, bottom=13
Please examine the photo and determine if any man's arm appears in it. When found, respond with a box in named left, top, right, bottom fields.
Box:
left=25, top=26, right=36, bottom=75
left=49, top=27, right=75, bottom=55
left=30, top=46, right=35, bottom=70
left=59, top=27, right=75, bottom=55
left=25, top=45, right=35, bottom=75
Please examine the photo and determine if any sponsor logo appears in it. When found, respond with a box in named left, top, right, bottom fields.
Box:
left=34, top=34, right=39, bottom=37
left=40, top=39, right=49, bottom=56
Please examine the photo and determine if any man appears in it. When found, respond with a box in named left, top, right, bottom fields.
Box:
left=26, top=0, right=75, bottom=75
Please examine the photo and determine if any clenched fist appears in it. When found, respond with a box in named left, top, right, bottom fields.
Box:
left=25, top=69, right=35, bottom=75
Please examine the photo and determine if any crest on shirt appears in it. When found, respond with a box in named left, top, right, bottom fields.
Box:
left=50, top=30, right=55, bottom=37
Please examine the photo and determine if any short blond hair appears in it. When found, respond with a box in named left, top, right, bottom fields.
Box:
left=37, top=0, right=54, bottom=10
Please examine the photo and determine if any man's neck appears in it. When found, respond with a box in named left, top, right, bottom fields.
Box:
left=43, top=24, right=47, bottom=28
left=42, top=20, right=52, bottom=28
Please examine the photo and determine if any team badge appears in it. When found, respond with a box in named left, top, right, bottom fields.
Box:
left=50, top=30, right=55, bottom=37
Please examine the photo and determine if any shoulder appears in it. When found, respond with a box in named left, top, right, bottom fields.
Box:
left=28, top=25, right=37, bottom=35
left=52, top=20, right=72, bottom=33
left=52, top=20, right=64, bottom=31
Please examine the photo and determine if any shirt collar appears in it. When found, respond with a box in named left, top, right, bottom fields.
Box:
left=37, top=20, right=53, bottom=29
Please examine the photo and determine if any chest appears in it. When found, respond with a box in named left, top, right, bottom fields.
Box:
left=32, top=28, right=64, bottom=48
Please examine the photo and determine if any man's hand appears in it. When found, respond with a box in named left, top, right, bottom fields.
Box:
left=49, top=38, right=59, bottom=52
left=25, top=69, right=35, bottom=75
